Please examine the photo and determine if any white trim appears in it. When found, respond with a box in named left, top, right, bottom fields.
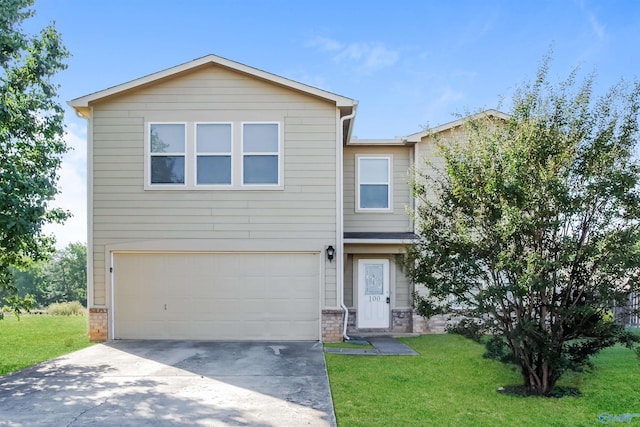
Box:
left=240, top=122, right=282, bottom=188
left=109, top=251, right=114, bottom=339
left=355, top=155, right=393, bottom=212
left=338, top=107, right=357, bottom=340
left=319, top=247, right=325, bottom=341
left=86, top=106, right=95, bottom=309
left=104, top=239, right=322, bottom=253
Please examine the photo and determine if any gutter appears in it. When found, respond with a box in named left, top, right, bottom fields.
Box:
left=338, top=104, right=358, bottom=341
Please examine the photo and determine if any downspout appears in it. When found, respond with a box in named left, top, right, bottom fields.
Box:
left=338, top=105, right=357, bottom=341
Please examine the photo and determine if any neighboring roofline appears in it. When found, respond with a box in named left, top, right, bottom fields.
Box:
left=404, top=109, right=510, bottom=142
left=68, top=54, right=357, bottom=118
left=344, top=238, right=415, bottom=244
left=346, top=137, right=415, bottom=146
left=343, top=232, right=418, bottom=244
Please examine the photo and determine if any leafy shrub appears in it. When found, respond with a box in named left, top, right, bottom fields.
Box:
left=446, top=318, right=485, bottom=343
left=497, top=384, right=582, bottom=398
left=483, top=335, right=515, bottom=363
left=46, top=301, right=86, bottom=316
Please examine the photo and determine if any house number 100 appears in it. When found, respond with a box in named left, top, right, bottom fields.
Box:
left=369, top=295, right=381, bottom=302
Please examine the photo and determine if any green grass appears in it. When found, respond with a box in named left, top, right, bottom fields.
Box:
left=326, top=334, right=640, bottom=427
left=0, top=314, right=93, bottom=375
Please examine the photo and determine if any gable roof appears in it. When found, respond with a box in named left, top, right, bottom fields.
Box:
left=68, top=54, right=357, bottom=118
left=404, top=109, right=509, bottom=143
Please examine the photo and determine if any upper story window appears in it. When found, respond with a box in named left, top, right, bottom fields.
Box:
left=196, top=123, right=232, bottom=185
left=150, top=123, right=186, bottom=185
left=146, top=121, right=282, bottom=190
left=357, top=156, right=391, bottom=211
left=242, top=123, right=280, bottom=185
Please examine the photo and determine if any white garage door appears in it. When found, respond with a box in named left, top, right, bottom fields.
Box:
left=113, top=252, right=320, bottom=340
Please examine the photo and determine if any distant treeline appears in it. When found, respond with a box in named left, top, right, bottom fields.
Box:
left=2, top=242, right=87, bottom=308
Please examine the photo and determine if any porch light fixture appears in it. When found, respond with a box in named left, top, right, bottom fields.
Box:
left=326, top=245, right=335, bottom=262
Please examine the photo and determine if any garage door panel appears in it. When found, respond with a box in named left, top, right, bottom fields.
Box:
left=167, top=285, right=192, bottom=298
left=290, top=287, right=319, bottom=300
left=244, top=279, right=266, bottom=294
left=114, top=252, right=320, bottom=340
left=165, top=321, right=194, bottom=338
left=214, top=280, right=243, bottom=298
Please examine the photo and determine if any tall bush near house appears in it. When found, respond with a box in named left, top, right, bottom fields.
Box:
left=47, top=301, right=86, bottom=316
left=407, top=55, right=640, bottom=396
left=0, top=0, right=70, bottom=317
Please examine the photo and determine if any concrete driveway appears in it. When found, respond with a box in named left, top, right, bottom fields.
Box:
left=0, top=340, right=336, bottom=427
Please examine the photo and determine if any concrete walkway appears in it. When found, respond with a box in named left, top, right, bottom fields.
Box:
left=324, top=335, right=418, bottom=356
left=0, top=340, right=336, bottom=427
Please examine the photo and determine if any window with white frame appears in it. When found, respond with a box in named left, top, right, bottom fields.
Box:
left=147, top=121, right=282, bottom=189
left=149, top=123, right=186, bottom=185
left=242, top=123, right=279, bottom=185
left=196, top=123, right=232, bottom=185
left=357, top=156, right=391, bottom=210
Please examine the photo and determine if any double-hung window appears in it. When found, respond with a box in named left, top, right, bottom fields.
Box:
left=196, top=123, right=232, bottom=185
left=242, top=123, right=280, bottom=185
left=147, top=121, right=282, bottom=189
left=357, top=156, right=391, bottom=210
left=149, top=123, right=186, bottom=185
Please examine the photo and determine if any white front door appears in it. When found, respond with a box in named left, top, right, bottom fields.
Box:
left=357, top=259, right=390, bottom=328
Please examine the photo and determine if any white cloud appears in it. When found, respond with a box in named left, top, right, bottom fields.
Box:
left=306, top=36, right=343, bottom=52
left=284, top=69, right=330, bottom=91
left=420, top=86, right=466, bottom=127
left=589, top=13, right=606, bottom=40
left=42, top=120, right=87, bottom=249
left=307, top=36, right=399, bottom=73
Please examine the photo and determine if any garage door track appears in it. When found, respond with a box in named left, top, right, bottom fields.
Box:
left=0, top=340, right=336, bottom=426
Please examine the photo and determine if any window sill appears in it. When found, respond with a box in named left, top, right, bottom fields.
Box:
left=144, top=184, right=284, bottom=191
left=355, top=208, right=394, bottom=213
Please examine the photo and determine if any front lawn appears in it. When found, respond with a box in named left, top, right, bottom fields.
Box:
left=0, top=314, right=93, bottom=376
left=326, top=334, right=640, bottom=426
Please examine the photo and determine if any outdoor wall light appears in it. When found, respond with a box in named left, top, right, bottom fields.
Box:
left=326, top=245, right=335, bottom=262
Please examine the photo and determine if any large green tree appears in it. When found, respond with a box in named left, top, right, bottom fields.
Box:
left=407, top=58, right=640, bottom=396
left=2, top=242, right=87, bottom=307
left=0, top=0, right=69, bottom=316
left=40, top=242, right=86, bottom=306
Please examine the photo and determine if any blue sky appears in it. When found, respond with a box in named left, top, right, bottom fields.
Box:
left=25, top=0, right=640, bottom=247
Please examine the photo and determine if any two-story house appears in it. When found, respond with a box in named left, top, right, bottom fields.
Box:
left=70, top=54, right=487, bottom=342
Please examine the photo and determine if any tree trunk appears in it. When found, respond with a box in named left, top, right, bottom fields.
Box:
left=517, top=348, right=560, bottom=395
left=520, top=364, right=559, bottom=395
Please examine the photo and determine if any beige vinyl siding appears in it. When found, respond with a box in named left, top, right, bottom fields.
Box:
left=90, top=64, right=338, bottom=307
left=344, top=254, right=354, bottom=307
left=343, top=145, right=412, bottom=232
left=415, top=126, right=470, bottom=204
left=394, top=259, right=411, bottom=308
left=415, top=137, right=444, bottom=204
